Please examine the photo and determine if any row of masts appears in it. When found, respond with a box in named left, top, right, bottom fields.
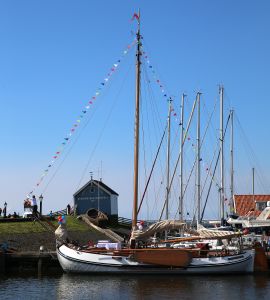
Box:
left=175, top=87, right=235, bottom=226
left=132, top=14, right=235, bottom=229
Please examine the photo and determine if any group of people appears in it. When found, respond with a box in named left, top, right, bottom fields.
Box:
left=5, top=212, right=19, bottom=219
left=1, top=196, right=73, bottom=219
left=0, top=206, right=19, bottom=219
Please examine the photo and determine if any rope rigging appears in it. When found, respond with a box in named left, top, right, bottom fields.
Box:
left=234, top=112, right=267, bottom=194
left=137, top=124, right=167, bottom=215
left=26, top=38, right=137, bottom=198
left=200, top=113, right=231, bottom=221
left=75, top=60, right=134, bottom=191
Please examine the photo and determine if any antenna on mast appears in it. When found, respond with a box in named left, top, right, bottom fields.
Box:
left=100, top=160, right=103, bottom=182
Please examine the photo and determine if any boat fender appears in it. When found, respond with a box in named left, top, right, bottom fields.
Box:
left=128, top=254, right=135, bottom=261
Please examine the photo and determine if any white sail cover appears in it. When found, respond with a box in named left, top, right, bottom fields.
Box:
left=131, top=220, right=186, bottom=240
left=197, top=224, right=242, bottom=239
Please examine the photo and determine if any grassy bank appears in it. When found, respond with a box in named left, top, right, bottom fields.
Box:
left=0, top=216, right=89, bottom=234
left=0, top=216, right=111, bottom=251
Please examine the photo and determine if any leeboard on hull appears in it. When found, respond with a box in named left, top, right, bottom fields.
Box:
left=114, top=248, right=192, bottom=267
left=57, top=244, right=255, bottom=274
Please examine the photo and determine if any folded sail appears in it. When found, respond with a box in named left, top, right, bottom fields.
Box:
left=197, top=224, right=242, bottom=239
left=131, top=220, right=186, bottom=240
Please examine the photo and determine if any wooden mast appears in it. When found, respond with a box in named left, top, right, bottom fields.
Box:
left=132, top=11, right=141, bottom=229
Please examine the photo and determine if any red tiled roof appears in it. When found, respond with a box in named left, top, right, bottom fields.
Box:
left=234, top=195, right=270, bottom=217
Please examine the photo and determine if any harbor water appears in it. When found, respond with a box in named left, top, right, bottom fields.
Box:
left=0, top=274, right=270, bottom=299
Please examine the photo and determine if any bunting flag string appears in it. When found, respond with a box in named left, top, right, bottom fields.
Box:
left=141, top=45, right=230, bottom=206
left=27, top=38, right=136, bottom=197
left=141, top=49, right=178, bottom=119
left=142, top=44, right=230, bottom=208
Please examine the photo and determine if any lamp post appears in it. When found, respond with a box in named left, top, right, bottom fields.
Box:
left=39, top=194, right=43, bottom=216
left=4, top=201, right=7, bottom=218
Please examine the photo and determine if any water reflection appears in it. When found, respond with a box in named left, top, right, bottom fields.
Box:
left=55, top=274, right=270, bottom=300
left=0, top=273, right=269, bottom=300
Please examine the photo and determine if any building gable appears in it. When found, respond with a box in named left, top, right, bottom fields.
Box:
left=73, top=179, right=118, bottom=217
left=74, top=179, right=118, bottom=197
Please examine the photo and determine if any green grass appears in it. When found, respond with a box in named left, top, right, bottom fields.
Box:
left=0, top=216, right=90, bottom=234
left=58, top=216, right=90, bottom=231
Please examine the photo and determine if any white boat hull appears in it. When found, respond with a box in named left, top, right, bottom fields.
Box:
left=57, top=245, right=255, bottom=274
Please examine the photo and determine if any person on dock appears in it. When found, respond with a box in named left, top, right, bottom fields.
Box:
left=31, top=195, right=38, bottom=217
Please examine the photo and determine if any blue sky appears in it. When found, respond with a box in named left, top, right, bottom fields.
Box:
left=0, top=1, right=270, bottom=219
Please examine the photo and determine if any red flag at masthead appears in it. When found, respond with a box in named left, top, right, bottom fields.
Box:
left=131, top=13, right=139, bottom=22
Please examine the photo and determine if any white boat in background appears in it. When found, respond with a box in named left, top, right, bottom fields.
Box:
left=227, top=201, right=270, bottom=229
left=56, top=12, right=255, bottom=275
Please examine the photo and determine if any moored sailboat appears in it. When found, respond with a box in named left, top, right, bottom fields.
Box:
left=56, top=12, right=255, bottom=274
left=57, top=220, right=254, bottom=274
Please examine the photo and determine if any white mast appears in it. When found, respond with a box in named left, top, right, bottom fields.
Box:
left=196, top=92, right=201, bottom=227
left=230, top=109, right=235, bottom=213
left=252, top=167, right=255, bottom=211
left=179, top=94, right=186, bottom=221
left=164, top=98, right=172, bottom=240
left=219, top=85, right=225, bottom=224
left=165, top=99, right=172, bottom=221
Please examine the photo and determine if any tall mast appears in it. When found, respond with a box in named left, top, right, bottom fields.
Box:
left=165, top=99, right=172, bottom=221
left=252, top=167, right=255, bottom=211
left=132, top=11, right=141, bottom=228
left=196, top=92, right=201, bottom=227
left=230, top=109, right=235, bottom=213
left=219, top=85, right=225, bottom=225
left=179, top=94, right=186, bottom=221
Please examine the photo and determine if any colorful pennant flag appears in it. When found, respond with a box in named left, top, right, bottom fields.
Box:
left=28, top=37, right=137, bottom=196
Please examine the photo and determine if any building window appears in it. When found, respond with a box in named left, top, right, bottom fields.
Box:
left=256, top=202, right=267, bottom=211
left=90, top=188, right=95, bottom=193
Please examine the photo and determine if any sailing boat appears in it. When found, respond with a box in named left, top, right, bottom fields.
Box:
left=56, top=12, right=255, bottom=274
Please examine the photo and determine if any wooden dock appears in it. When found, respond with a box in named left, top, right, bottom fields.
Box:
left=0, top=251, right=62, bottom=275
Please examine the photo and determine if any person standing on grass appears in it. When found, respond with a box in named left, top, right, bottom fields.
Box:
left=3, top=206, right=6, bottom=218
left=31, top=195, right=38, bottom=217
left=66, top=204, right=71, bottom=215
